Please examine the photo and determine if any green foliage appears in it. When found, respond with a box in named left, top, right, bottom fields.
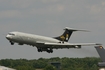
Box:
left=44, top=65, right=56, bottom=70
left=15, top=66, right=35, bottom=70
left=0, top=57, right=101, bottom=70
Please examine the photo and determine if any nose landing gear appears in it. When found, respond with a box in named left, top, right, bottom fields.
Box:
left=9, top=41, right=14, bottom=45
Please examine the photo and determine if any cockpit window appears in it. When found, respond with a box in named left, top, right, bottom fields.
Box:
left=8, top=33, right=15, bottom=36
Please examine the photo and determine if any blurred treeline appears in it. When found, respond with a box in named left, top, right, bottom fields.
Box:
left=0, top=57, right=101, bottom=70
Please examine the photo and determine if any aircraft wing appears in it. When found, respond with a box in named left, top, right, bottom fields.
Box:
left=65, top=43, right=101, bottom=46
left=43, top=42, right=101, bottom=49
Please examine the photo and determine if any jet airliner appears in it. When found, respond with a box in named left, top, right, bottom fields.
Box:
left=6, top=27, right=100, bottom=53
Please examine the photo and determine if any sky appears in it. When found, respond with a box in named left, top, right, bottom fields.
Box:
left=0, top=0, right=105, bottom=59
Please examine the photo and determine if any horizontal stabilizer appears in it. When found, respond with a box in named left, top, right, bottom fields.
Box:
left=64, top=27, right=90, bottom=32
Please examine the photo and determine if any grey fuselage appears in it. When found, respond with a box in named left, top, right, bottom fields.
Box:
left=6, top=31, right=61, bottom=46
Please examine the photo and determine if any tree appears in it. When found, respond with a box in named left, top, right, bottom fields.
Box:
left=44, top=65, right=56, bottom=70
left=15, top=66, right=35, bottom=70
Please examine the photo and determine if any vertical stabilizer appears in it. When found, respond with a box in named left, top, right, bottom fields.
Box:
left=54, top=27, right=89, bottom=42
left=95, top=46, right=105, bottom=62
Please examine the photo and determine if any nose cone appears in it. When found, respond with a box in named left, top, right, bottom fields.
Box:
left=6, top=35, right=9, bottom=39
left=6, top=35, right=12, bottom=40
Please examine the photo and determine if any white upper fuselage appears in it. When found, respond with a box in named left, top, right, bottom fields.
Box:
left=6, top=31, right=61, bottom=46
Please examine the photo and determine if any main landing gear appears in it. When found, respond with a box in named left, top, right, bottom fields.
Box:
left=47, top=49, right=53, bottom=53
left=37, top=48, right=53, bottom=53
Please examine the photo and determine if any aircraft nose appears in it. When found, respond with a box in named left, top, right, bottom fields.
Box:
left=6, top=35, right=12, bottom=40
left=6, top=35, right=9, bottom=39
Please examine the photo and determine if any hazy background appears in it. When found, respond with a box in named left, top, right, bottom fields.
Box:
left=0, top=0, right=105, bottom=59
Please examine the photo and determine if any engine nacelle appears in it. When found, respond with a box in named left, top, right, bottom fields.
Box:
left=75, top=45, right=81, bottom=49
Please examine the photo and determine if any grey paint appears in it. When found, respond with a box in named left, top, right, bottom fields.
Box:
left=95, top=46, right=105, bottom=62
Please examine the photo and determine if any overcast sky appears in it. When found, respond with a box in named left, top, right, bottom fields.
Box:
left=0, top=0, right=105, bottom=59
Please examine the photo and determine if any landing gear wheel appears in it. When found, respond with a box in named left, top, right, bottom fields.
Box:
left=47, top=49, right=53, bottom=53
left=50, top=49, right=53, bottom=53
left=10, top=41, right=14, bottom=45
left=37, top=48, right=42, bottom=52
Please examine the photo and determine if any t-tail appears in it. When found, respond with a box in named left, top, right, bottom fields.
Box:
left=95, top=46, right=105, bottom=62
left=54, top=27, right=89, bottom=42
